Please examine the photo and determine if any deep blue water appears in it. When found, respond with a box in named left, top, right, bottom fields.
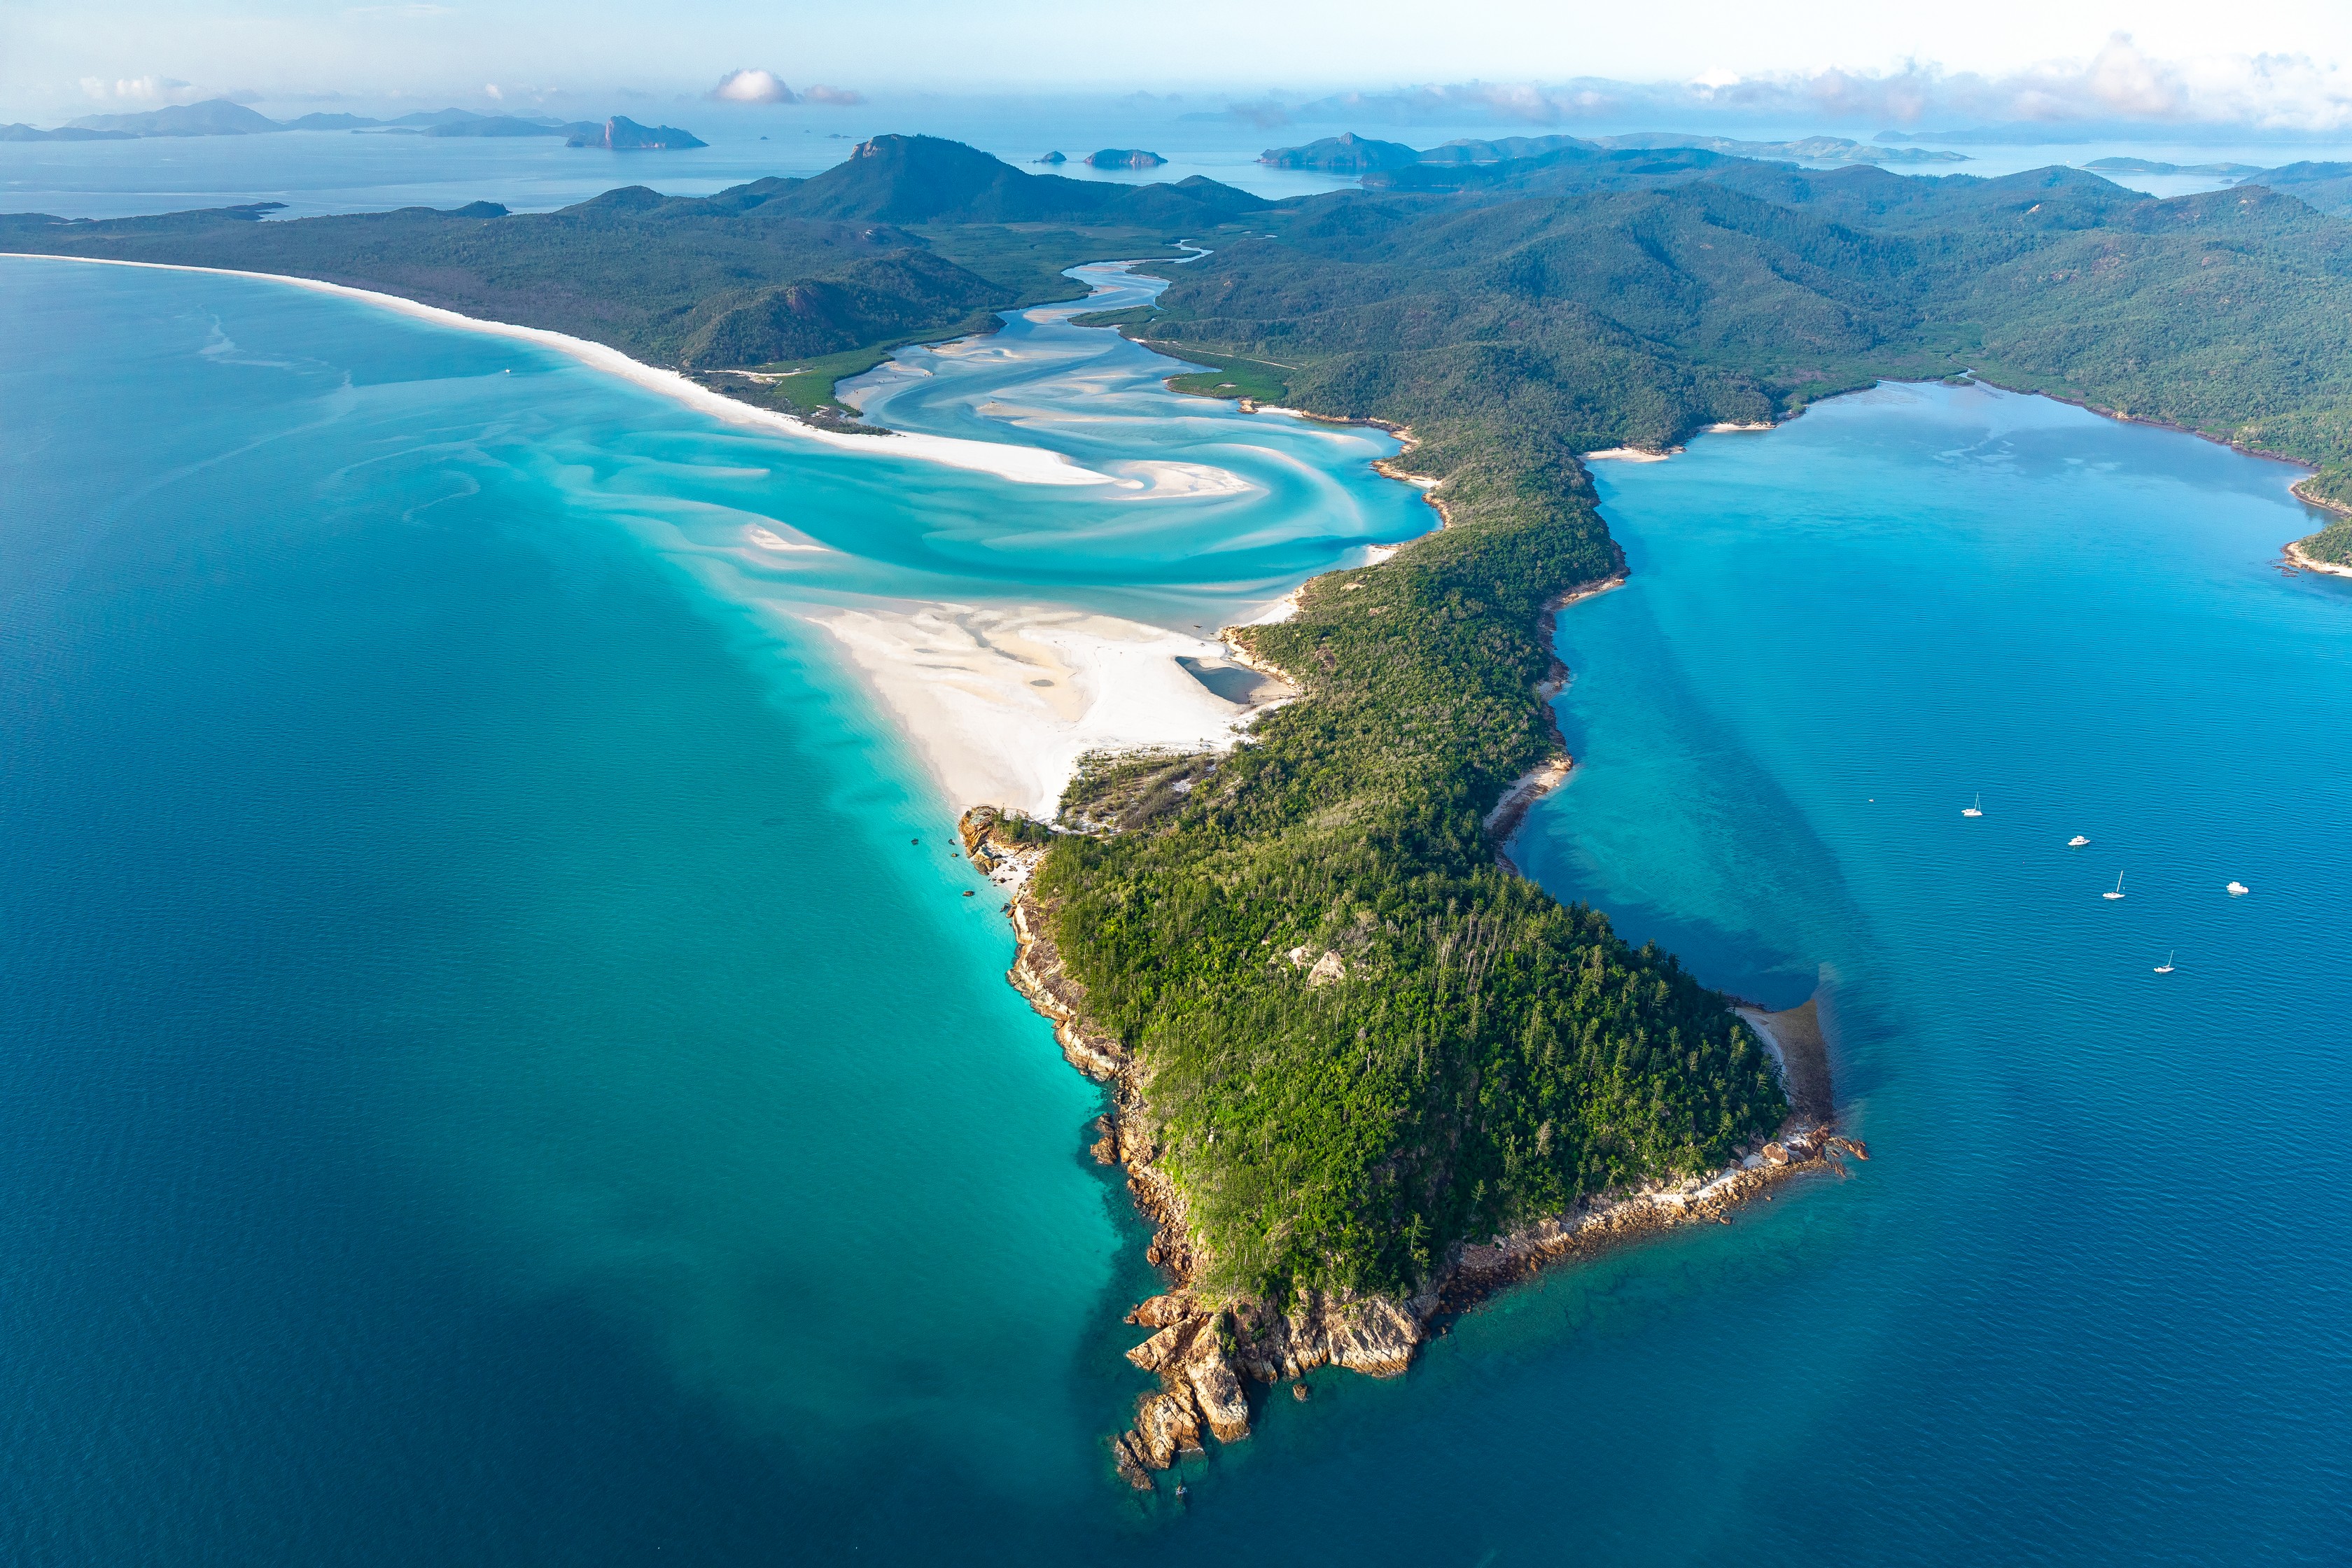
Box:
left=4, top=256, right=2348, bottom=1566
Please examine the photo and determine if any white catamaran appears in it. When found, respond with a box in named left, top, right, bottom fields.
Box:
left=2104, top=872, right=2126, bottom=901
left=1963, top=793, right=1984, bottom=818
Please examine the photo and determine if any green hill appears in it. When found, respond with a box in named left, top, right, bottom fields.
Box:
left=64, top=98, right=281, bottom=136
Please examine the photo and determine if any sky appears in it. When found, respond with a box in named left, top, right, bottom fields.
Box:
left=15, top=0, right=2352, bottom=132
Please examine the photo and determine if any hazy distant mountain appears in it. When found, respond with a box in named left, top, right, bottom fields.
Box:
left=1261, top=127, right=1966, bottom=178
left=2083, top=156, right=2263, bottom=176
left=65, top=99, right=281, bottom=136
left=279, top=113, right=382, bottom=131
left=20, top=100, right=701, bottom=146
left=1595, top=132, right=1966, bottom=164
left=1876, top=124, right=2105, bottom=145
left=0, top=123, right=134, bottom=141
left=421, top=115, right=574, bottom=138
left=1415, top=133, right=1599, bottom=164
left=1259, top=132, right=1420, bottom=173
left=776, top=134, right=1257, bottom=224
left=575, top=116, right=708, bottom=150
left=2237, top=162, right=2352, bottom=216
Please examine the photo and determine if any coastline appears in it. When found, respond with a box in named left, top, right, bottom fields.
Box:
left=1484, top=573, right=1628, bottom=867
left=2285, top=540, right=2352, bottom=579
left=9, top=251, right=1391, bottom=822
left=972, top=803, right=1858, bottom=1491
left=0, top=252, right=1119, bottom=490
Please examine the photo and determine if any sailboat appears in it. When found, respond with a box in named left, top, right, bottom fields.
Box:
left=2067, top=834, right=2090, bottom=848
left=2103, top=872, right=2126, bottom=900
left=2154, top=951, right=2176, bottom=974
left=1962, top=793, right=1984, bottom=818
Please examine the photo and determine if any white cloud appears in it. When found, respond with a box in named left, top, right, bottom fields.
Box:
left=712, top=69, right=796, bottom=104
left=803, top=84, right=865, bottom=106
left=484, top=82, right=502, bottom=99
left=1278, top=34, right=2352, bottom=133
left=78, top=75, right=198, bottom=104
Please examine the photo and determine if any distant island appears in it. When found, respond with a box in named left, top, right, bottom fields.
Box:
left=1034, top=150, right=1067, bottom=164
left=1085, top=148, right=1166, bottom=169
left=568, top=116, right=706, bottom=150
left=1260, top=128, right=1970, bottom=174
left=2084, top=156, right=2264, bottom=176
left=0, top=97, right=704, bottom=148
left=14, top=131, right=2352, bottom=1483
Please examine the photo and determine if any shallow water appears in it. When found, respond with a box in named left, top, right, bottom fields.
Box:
left=4, top=258, right=2348, bottom=1565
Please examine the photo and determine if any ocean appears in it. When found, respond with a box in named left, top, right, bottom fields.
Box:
left=2, top=260, right=2347, bottom=1564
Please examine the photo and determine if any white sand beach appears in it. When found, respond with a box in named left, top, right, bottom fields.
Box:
left=1582, top=447, right=1679, bottom=463
left=811, top=603, right=1277, bottom=816
left=1, top=253, right=1117, bottom=489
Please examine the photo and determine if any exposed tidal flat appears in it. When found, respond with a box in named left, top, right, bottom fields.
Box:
left=5, top=249, right=2351, bottom=1568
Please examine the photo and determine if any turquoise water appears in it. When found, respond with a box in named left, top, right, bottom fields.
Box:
left=4, top=255, right=2348, bottom=1565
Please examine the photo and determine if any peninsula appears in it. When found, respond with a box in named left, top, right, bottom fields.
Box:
left=15, top=132, right=2352, bottom=1485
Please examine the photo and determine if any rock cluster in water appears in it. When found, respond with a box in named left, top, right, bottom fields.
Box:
left=1109, top=1291, right=1423, bottom=1488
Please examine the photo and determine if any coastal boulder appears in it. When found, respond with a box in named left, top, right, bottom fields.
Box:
left=1185, top=1354, right=1260, bottom=1448
left=1133, top=1390, right=1201, bottom=1467
left=1125, top=1317, right=1200, bottom=1373
left=1111, top=1433, right=1154, bottom=1491
left=1231, top=1292, right=1424, bottom=1382
left=1127, top=1292, right=1196, bottom=1329
left=1324, top=1297, right=1421, bottom=1377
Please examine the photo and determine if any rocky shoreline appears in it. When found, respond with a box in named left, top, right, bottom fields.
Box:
left=960, top=804, right=1860, bottom=1494
left=2286, top=539, right=2352, bottom=579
